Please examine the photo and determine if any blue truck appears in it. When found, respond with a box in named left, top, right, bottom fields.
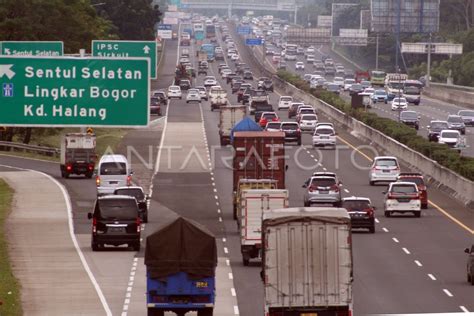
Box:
left=145, top=217, right=217, bottom=316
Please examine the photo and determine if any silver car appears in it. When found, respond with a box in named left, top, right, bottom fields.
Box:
left=457, top=110, right=474, bottom=127
left=303, top=176, right=342, bottom=207
left=186, top=89, right=201, bottom=103
left=447, top=115, right=466, bottom=134
left=299, top=114, right=318, bottom=132
left=369, top=156, right=400, bottom=185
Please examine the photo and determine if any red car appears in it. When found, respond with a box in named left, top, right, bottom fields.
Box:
left=259, top=112, right=280, bottom=128
left=397, top=173, right=428, bottom=209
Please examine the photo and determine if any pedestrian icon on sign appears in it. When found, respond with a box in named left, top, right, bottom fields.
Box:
left=2, top=83, right=13, bottom=97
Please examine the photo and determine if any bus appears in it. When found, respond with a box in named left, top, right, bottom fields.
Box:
left=193, top=23, right=204, bottom=34
left=370, top=70, right=386, bottom=86
left=181, top=23, right=193, bottom=38
left=402, top=79, right=424, bottom=105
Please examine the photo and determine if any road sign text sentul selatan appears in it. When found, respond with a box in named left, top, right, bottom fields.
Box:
left=0, top=57, right=149, bottom=127
left=92, top=40, right=157, bottom=79
left=1, top=41, right=64, bottom=56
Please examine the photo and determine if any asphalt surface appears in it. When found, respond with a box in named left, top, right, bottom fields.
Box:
left=260, top=42, right=474, bottom=157
left=0, top=20, right=472, bottom=316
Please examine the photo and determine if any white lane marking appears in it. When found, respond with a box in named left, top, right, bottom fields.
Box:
left=322, top=167, right=327, bottom=171
left=222, top=238, right=226, bottom=243
left=310, top=154, right=314, bottom=158
left=414, top=260, right=423, bottom=267
left=343, top=188, right=350, bottom=193
left=217, top=208, right=221, bottom=213
left=231, top=288, right=236, bottom=296
left=216, top=201, right=220, bottom=206
left=402, top=247, right=411, bottom=254
left=375, top=218, right=380, bottom=223
left=213, top=188, right=217, bottom=192
left=443, top=289, right=453, bottom=297
left=226, top=259, right=230, bottom=266
left=219, top=217, right=223, bottom=222
left=428, top=274, right=437, bottom=280
left=224, top=247, right=229, bottom=254
left=0, top=165, right=113, bottom=316
left=234, top=305, right=240, bottom=315
left=460, top=306, right=470, bottom=313
left=382, top=227, right=389, bottom=232
left=215, top=195, right=219, bottom=200
left=392, top=237, right=399, bottom=243
left=228, top=273, right=234, bottom=280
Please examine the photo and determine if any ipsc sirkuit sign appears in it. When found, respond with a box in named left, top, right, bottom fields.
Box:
left=0, top=57, right=149, bottom=127
left=0, top=41, right=63, bottom=56
left=92, top=40, right=157, bottom=79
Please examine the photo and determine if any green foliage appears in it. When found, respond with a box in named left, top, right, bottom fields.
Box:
left=0, top=0, right=114, bottom=53
left=96, top=0, right=162, bottom=40
left=277, top=70, right=474, bottom=180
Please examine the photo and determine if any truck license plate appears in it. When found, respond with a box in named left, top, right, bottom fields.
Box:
left=196, top=281, right=208, bottom=288
left=301, top=313, right=318, bottom=316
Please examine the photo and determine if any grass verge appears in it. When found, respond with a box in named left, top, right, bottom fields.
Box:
left=0, top=179, right=22, bottom=316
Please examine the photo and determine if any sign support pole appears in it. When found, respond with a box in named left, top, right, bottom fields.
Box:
left=426, top=33, right=432, bottom=88
left=375, top=34, right=379, bottom=70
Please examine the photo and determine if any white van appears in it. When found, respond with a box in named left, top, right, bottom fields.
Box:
left=96, top=154, right=133, bottom=196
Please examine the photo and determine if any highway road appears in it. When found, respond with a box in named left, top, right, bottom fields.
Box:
left=255, top=37, right=474, bottom=157
left=0, top=19, right=472, bottom=316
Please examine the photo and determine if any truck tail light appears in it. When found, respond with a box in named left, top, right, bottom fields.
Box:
left=88, top=164, right=94, bottom=171
left=92, top=217, right=97, bottom=233
left=66, top=164, right=72, bottom=171
left=127, top=175, right=132, bottom=186
left=95, top=176, right=100, bottom=186
left=136, top=218, right=142, bottom=233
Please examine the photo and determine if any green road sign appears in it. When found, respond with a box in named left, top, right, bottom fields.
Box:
left=0, top=41, right=63, bottom=56
left=0, top=56, right=149, bottom=127
left=92, top=40, right=157, bottom=79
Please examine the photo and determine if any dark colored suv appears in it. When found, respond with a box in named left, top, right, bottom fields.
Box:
left=427, top=120, right=449, bottom=142
left=280, top=122, right=301, bottom=145
left=397, top=173, right=428, bottom=209
left=400, top=111, right=420, bottom=130
left=342, top=197, right=375, bottom=233
left=114, top=186, right=149, bottom=222
left=88, top=195, right=141, bottom=251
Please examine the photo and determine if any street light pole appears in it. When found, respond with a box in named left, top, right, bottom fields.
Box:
left=375, top=34, right=379, bottom=70
left=426, top=33, right=432, bottom=88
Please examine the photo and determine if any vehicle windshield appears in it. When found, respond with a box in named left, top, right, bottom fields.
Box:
left=459, top=110, right=474, bottom=116
left=316, top=128, right=334, bottom=135
left=448, top=116, right=463, bottom=123
left=351, top=84, right=362, bottom=90
left=281, top=124, right=298, bottom=130
left=281, top=97, right=292, bottom=101
left=376, top=159, right=397, bottom=167
left=391, top=185, right=417, bottom=194
left=263, top=113, right=277, bottom=119
left=441, top=132, right=460, bottom=138
left=115, top=188, right=145, bottom=200
left=400, top=177, right=424, bottom=186
left=151, top=97, right=160, bottom=103
left=343, top=200, right=370, bottom=209
left=310, top=178, right=336, bottom=187
left=345, top=79, right=355, bottom=84
left=389, top=82, right=404, bottom=89
left=431, top=122, right=448, bottom=129
left=302, top=115, right=317, bottom=121
left=100, top=162, right=127, bottom=175
left=404, top=87, right=421, bottom=95
left=266, top=122, right=281, bottom=129
left=401, top=112, right=418, bottom=119
left=97, top=199, right=138, bottom=219
left=375, top=90, right=386, bottom=95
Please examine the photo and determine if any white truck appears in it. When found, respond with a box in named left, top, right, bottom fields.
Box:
left=385, top=73, right=408, bottom=100
left=209, top=86, right=228, bottom=111
left=218, top=105, right=246, bottom=146
left=239, top=189, right=289, bottom=266
left=262, top=207, right=353, bottom=316
left=60, top=133, right=97, bottom=178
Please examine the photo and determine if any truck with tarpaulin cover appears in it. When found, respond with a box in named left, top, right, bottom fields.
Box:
left=60, top=133, right=97, bottom=178
left=145, top=217, right=217, bottom=316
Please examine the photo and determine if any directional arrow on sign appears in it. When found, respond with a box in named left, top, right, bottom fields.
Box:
left=143, top=45, right=151, bottom=54
left=4, top=48, right=11, bottom=55
left=0, top=65, right=15, bottom=79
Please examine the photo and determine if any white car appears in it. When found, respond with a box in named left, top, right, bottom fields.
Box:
left=221, top=69, right=232, bottom=78
left=305, top=47, right=315, bottom=56
left=195, top=86, right=208, bottom=100
left=364, top=87, right=375, bottom=96
left=186, top=89, right=201, bottom=103
left=369, top=156, right=400, bottom=185
left=312, top=125, right=336, bottom=148
left=391, top=97, right=408, bottom=111
left=315, top=122, right=334, bottom=130
left=278, top=96, right=293, bottom=110
left=438, top=129, right=461, bottom=148
left=167, top=85, right=182, bottom=99
left=306, top=55, right=315, bottom=63
left=343, top=79, right=356, bottom=91
left=333, top=77, right=345, bottom=87
left=265, top=121, right=282, bottom=132
left=230, top=54, right=240, bottom=61
left=384, top=182, right=421, bottom=217
left=295, top=62, right=305, bottom=70
left=204, top=76, right=217, bottom=87
left=299, top=114, right=318, bottom=132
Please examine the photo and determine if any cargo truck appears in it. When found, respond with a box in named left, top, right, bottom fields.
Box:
left=145, top=217, right=217, bottom=316
left=60, top=133, right=97, bottom=178
left=239, top=189, right=288, bottom=266
left=218, top=105, right=246, bottom=146
left=262, top=207, right=353, bottom=316
left=232, top=179, right=277, bottom=220
left=385, top=73, right=408, bottom=101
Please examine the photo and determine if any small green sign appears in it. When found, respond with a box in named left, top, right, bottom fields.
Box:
left=0, top=56, right=149, bottom=127
left=92, top=40, right=157, bottom=79
left=1, top=41, right=64, bottom=56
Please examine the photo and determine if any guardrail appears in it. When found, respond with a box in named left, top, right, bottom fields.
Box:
left=0, top=141, right=60, bottom=157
